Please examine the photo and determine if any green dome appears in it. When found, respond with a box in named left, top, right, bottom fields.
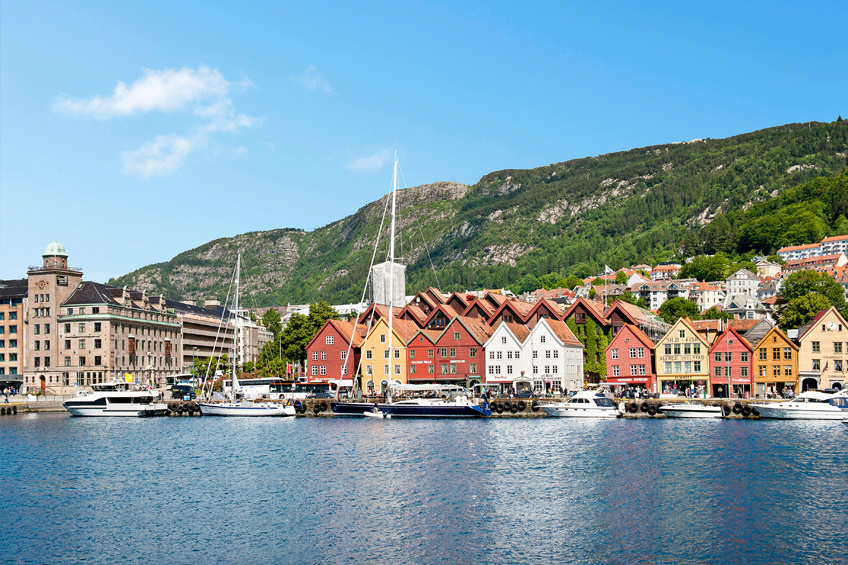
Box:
left=43, top=240, right=68, bottom=257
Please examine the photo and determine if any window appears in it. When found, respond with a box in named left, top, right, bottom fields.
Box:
left=394, top=349, right=400, bottom=359
left=0, top=340, right=3, bottom=348
left=507, top=351, right=513, bottom=359
left=366, top=365, right=373, bottom=375
left=532, top=350, right=538, bottom=359
left=638, top=348, right=645, bottom=358
left=8, top=353, right=16, bottom=361
left=321, top=351, right=327, bottom=360
left=612, top=366, right=620, bottom=377
left=693, top=344, right=701, bottom=355
left=384, top=349, right=390, bottom=359
left=92, top=307, right=99, bottom=314
left=679, top=330, right=685, bottom=338
left=684, top=344, right=691, bottom=355
left=380, top=334, right=386, bottom=343
left=693, top=361, right=701, bottom=372
left=78, top=339, right=85, bottom=349
left=311, top=366, right=318, bottom=375
left=684, top=361, right=692, bottom=373
left=740, top=367, right=748, bottom=378
left=497, top=351, right=502, bottom=359
left=428, top=365, right=434, bottom=374
left=507, top=365, right=513, bottom=374
left=441, top=363, right=449, bottom=374
left=773, top=366, right=781, bottom=377
left=673, top=344, right=681, bottom=355
left=44, top=323, right=50, bottom=333
left=469, top=348, right=477, bottom=358
left=44, top=340, right=50, bottom=351
left=639, top=365, right=646, bottom=376
left=630, top=365, right=638, bottom=376
left=629, top=348, right=637, bottom=359
left=725, top=352, right=732, bottom=362
left=320, top=366, right=327, bottom=375
left=410, top=365, right=416, bottom=375
left=312, top=351, right=318, bottom=360
left=449, top=364, right=457, bottom=374
left=575, top=313, right=587, bottom=324
left=65, top=323, right=71, bottom=333
left=540, top=336, right=546, bottom=343
left=449, top=348, right=456, bottom=358
left=326, top=336, right=334, bottom=345
left=469, top=363, right=477, bottom=374
left=440, top=348, right=448, bottom=358
left=34, top=324, right=40, bottom=335
left=409, top=349, right=416, bottom=359
left=94, top=322, right=101, bottom=332
left=64, top=340, right=71, bottom=350
left=759, top=349, right=767, bottom=361
left=340, top=351, right=347, bottom=360
left=78, top=323, right=85, bottom=333
left=714, top=352, right=722, bottom=362
left=714, top=366, right=722, bottom=378
left=545, top=350, right=551, bottom=359
left=94, top=339, right=101, bottom=349
left=94, top=356, right=101, bottom=366
left=454, top=332, right=461, bottom=340
left=366, top=350, right=372, bottom=359
left=428, top=349, right=434, bottom=358
left=772, top=348, right=780, bottom=360
left=79, top=357, right=86, bottom=366
left=812, top=341, right=820, bottom=353
left=836, top=342, right=844, bottom=354
left=783, top=348, right=791, bottom=360
left=784, top=365, right=793, bottom=376
left=35, top=341, right=41, bottom=351
left=664, top=362, right=672, bottom=373
left=515, top=351, right=520, bottom=359
left=741, top=352, right=748, bottom=362
left=664, top=344, right=672, bottom=355
left=65, top=357, right=71, bottom=367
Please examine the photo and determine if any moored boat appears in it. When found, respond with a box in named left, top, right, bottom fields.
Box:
left=63, top=381, right=167, bottom=417
left=541, top=390, right=618, bottom=418
left=751, top=390, right=848, bottom=420
left=659, top=403, right=724, bottom=419
left=372, top=384, right=491, bottom=418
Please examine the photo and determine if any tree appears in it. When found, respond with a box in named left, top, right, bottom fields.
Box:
left=779, top=292, right=831, bottom=328
left=561, top=275, right=583, bottom=289
left=615, top=271, right=628, bottom=285
left=702, top=306, right=731, bottom=321
left=780, top=270, right=846, bottom=310
left=619, top=291, right=648, bottom=310
left=262, top=308, right=283, bottom=337
left=591, top=277, right=605, bottom=285
left=658, top=297, right=701, bottom=324
left=537, top=273, right=561, bottom=290
left=680, top=254, right=729, bottom=282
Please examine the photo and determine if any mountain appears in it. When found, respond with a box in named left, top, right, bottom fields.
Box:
left=109, top=120, right=848, bottom=306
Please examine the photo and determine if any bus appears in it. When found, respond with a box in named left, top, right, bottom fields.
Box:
left=223, top=378, right=333, bottom=400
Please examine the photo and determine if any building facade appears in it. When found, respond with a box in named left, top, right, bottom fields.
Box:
left=0, top=279, right=27, bottom=389
left=654, top=318, right=711, bottom=396
left=795, top=307, right=848, bottom=391
left=752, top=326, right=799, bottom=398
left=605, top=324, right=656, bottom=391
left=708, top=328, right=753, bottom=398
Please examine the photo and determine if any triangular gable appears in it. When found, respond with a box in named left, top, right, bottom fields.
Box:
left=422, top=302, right=461, bottom=329
left=445, top=292, right=471, bottom=313
left=562, top=297, right=610, bottom=326
left=754, top=325, right=799, bottom=351
left=425, top=287, right=446, bottom=304
left=797, top=307, right=847, bottom=341
left=357, top=303, right=403, bottom=325
left=487, top=299, right=533, bottom=326
left=484, top=319, right=531, bottom=348
left=709, top=326, right=753, bottom=354
left=609, top=323, right=656, bottom=350
left=535, top=318, right=582, bottom=347
left=525, top=298, right=565, bottom=324
left=656, top=316, right=710, bottom=348
left=442, top=315, right=495, bottom=346
left=462, top=299, right=496, bottom=319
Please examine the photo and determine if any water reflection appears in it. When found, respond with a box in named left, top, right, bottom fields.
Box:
left=2, top=414, right=847, bottom=564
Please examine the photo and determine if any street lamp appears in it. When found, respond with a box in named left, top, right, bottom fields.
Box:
left=726, top=337, right=733, bottom=399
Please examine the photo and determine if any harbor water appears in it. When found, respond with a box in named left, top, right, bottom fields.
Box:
left=2, top=414, right=846, bottom=564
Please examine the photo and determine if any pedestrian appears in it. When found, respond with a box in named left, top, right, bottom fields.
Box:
left=3, top=388, right=8, bottom=404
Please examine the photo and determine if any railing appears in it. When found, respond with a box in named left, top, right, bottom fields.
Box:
left=27, top=265, right=84, bottom=272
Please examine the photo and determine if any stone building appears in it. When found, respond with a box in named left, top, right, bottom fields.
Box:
left=0, top=278, right=27, bottom=389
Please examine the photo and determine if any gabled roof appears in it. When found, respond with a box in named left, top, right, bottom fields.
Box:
left=796, top=307, right=847, bottom=341
left=462, top=299, right=497, bottom=318
left=524, top=298, right=565, bottom=321
left=425, top=287, right=447, bottom=304
left=562, top=297, right=609, bottom=325
left=486, top=320, right=531, bottom=345
left=754, top=325, right=798, bottom=349
left=605, top=299, right=660, bottom=326
left=487, top=298, right=534, bottom=325
left=538, top=318, right=582, bottom=347
left=609, top=323, right=655, bottom=349
left=407, top=327, right=442, bottom=346
left=305, top=319, right=367, bottom=350
left=422, top=302, right=461, bottom=327
left=441, top=315, right=495, bottom=345
left=366, top=317, right=420, bottom=345
left=657, top=316, right=710, bottom=347
left=709, top=326, right=753, bottom=352
left=357, top=303, right=403, bottom=324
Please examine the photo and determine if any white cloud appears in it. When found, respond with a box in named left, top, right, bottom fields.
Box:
left=346, top=149, right=393, bottom=172
left=53, top=65, right=261, bottom=179
left=292, top=65, right=334, bottom=94
left=53, top=66, right=230, bottom=119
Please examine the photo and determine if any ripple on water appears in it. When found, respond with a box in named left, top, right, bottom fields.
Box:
left=2, top=414, right=847, bottom=564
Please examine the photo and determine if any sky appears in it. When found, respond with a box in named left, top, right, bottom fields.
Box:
left=2, top=0, right=846, bottom=283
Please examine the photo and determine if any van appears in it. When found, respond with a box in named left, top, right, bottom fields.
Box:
left=170, top=384, right=196, bottom=401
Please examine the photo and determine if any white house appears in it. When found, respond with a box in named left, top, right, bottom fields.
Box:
left=725, top=268, right=760, bottom=297
left=527, top=318, right=584, bottom=395
left=483, top=322, right=531, bottom=392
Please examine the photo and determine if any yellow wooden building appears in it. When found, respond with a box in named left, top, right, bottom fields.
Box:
left=655, top=317, right=711, bottom=396
left=751, top=326, right=799, bottom=397
left=359, top=317, right=418, bottom=393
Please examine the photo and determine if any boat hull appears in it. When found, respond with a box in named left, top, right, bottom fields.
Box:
left=198, top=402, right=296, bottom=417
left=660, top=405, right=723, bottom=419
left=751, top=405, right=848, bottom=420
left=378, top=404, right=489, bottom=417
left=64, top=403, right=168, bottom=417
left=541, top=405, right=618, bottom=418
left=330, top=402, right=381, bottom=416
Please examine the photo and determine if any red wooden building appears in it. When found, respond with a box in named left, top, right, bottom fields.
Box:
left=605, top=323, right=656, bottom=390
left=305, top=319, right=366, bottom=384
left=708, top=327, right=754, bottom=398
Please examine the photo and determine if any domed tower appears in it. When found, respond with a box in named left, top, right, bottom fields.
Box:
left=25, top=241, right=83, bottom=393
left=42, top=240, right=69, bottom=270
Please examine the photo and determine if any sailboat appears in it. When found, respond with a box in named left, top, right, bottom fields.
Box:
left=199, top=253, right=296, bottom=417
left=331, top=152, right=402, bottom=417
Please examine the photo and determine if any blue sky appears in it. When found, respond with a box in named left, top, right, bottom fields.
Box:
left=2, top=1, right=846, bottom=283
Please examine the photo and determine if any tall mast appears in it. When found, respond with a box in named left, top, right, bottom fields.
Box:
left=387, top=152, right=398, bottom=397
left=232, top=252, right=241, bottom=394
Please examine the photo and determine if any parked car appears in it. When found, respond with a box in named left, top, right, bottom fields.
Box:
left=170, top=384, right=196, bottom=400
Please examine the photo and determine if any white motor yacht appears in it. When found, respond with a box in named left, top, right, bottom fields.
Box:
left=752, top=390, right=848, bottom=420
left=64, top=381, right=167, bottom=417
left=541, top=390, right=618, bottom=418
left=659, top=403, right=724, bottom=419
left=199, top=401, right=296, bottom=417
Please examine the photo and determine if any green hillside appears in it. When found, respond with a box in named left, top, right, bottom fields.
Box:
left=109, top=119, right=848, bottom=306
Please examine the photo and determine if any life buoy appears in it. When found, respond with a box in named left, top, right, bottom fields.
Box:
left=647, top=405, right=657, bottom=416
left=732, top=402, right=743, bottom=414
left=517, top=400, right=527, bottom=411
left=531, top=400, right=540, bottom=412
left=628, top=403, right=638, bottom=414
